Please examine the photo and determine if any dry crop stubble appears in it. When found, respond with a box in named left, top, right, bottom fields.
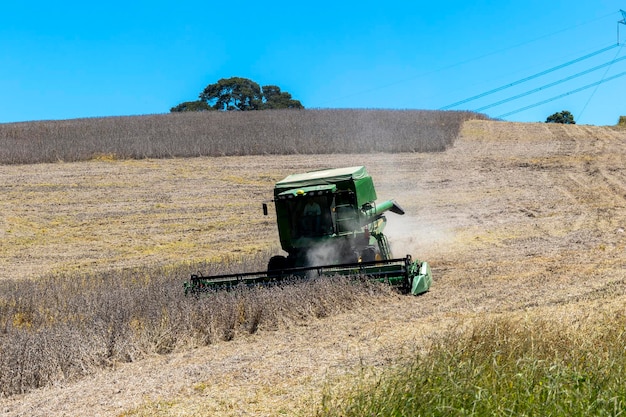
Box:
left=0, top=153, right=457, bottom=281
left=0, top=157, right=277, bottom=279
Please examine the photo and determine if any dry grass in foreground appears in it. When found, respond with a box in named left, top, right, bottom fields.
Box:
left=0, top=252, right=395, bottom=397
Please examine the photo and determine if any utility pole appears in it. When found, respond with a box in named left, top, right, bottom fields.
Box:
left=617, top=9, right=626, bottom=45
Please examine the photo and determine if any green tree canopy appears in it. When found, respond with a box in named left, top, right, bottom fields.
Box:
left=170, top=100, right=213, bottom=112
left=171, top=77, right=303, bottom=112
left=259, top=85, right=303, bottom=109
left=200, top=77, right=263, bottom=111
left=546, top=110, right=576, bottom=124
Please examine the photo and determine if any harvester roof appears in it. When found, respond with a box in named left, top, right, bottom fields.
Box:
left=275, top=166, right=376, bottom=206
left=275, top=166, right=368, bottom=189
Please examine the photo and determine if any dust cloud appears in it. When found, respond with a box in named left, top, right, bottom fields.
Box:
left=383, top=214, right=456, bottom=261
left=306, top=241, right=342, bottom=267
left=303, top=214, right=456, bottom=267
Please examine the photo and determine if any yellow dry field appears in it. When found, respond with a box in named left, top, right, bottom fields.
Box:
left=1, top=120, right=626, bottom=416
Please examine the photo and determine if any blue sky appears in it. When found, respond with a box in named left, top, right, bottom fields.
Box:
left=1, top=1, right=625, bottom=125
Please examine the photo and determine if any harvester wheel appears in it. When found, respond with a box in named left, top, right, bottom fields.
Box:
left=267, top=255, right=287, bottom=275
left=361, top=246, right=377, bottom=262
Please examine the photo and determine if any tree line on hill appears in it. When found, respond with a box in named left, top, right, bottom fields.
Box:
left=171, top=77, right=304, bottom=112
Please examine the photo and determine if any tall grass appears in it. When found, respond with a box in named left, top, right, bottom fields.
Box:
left=0, top=109, right=486, bottom=164
left=0, top=251, right=393, bottom=397
left=318, top=313, right=626, bottom=416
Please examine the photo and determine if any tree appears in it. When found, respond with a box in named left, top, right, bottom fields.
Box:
left=546, top=110, right=575, bottom=124
left=259, top=85, right=304, bottom=109
left=200, top=77, right=263, bottom=111
left=171, top=77, right=303, bottom=112
left=170, top=100, right=212, bottom=112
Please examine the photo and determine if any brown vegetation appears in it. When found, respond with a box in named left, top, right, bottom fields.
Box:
left=0, top=109, right=485, bottom=164
left=0, top=256, right=391, bottom=397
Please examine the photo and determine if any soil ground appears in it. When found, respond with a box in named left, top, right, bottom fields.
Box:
left=1, top=120, right=625, bottom=416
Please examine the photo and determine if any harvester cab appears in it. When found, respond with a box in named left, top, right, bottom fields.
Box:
left=185, top=166, right=432, bottom=295
left=269, top=166, right=400, bottom=268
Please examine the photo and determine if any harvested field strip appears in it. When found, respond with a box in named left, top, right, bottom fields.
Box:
left=0, top=154, right=443, bottom=280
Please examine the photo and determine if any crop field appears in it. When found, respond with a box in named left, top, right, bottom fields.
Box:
left=0, top=109, right=481, bottom=164
left=1, top=112, right=625, bottom=416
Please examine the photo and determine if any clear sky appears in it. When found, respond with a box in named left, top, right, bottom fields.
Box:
left=1, top=1, right=625, bottom=125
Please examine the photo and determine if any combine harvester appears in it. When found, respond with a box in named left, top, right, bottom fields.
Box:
left=185, top=166, right=432, bottom=295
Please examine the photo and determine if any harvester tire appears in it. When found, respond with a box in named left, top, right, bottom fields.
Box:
left=267, top=255, right=288, bottom=275
left=361, top=246, right=377, bottom=262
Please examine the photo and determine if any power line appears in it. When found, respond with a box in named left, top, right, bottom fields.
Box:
left=475, top=54, right=626, bottom=112
left=318, top=11, right=618, bottom=107
left=578, top=42, right=626, bottom=120
left=496, top=71, right=626, bottom=118
left=439, top=44, right=618, bottom=110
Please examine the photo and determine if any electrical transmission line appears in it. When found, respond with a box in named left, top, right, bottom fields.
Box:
left=474, top=54, right=626, bottom=112
left=439, top=44, right=618, bottom=110
left=578, top=40, right=625, bottom=120
left=495, top=71, right=626, bottom=118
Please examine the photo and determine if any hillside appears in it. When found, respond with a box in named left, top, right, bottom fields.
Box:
left=1, top=120, right=625, bottom=416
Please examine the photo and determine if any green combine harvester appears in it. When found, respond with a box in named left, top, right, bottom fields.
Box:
left=185, top=166, right=432, bottom=295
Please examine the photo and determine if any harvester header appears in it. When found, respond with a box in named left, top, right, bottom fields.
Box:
left=185, top=166, right=432, bottom=295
